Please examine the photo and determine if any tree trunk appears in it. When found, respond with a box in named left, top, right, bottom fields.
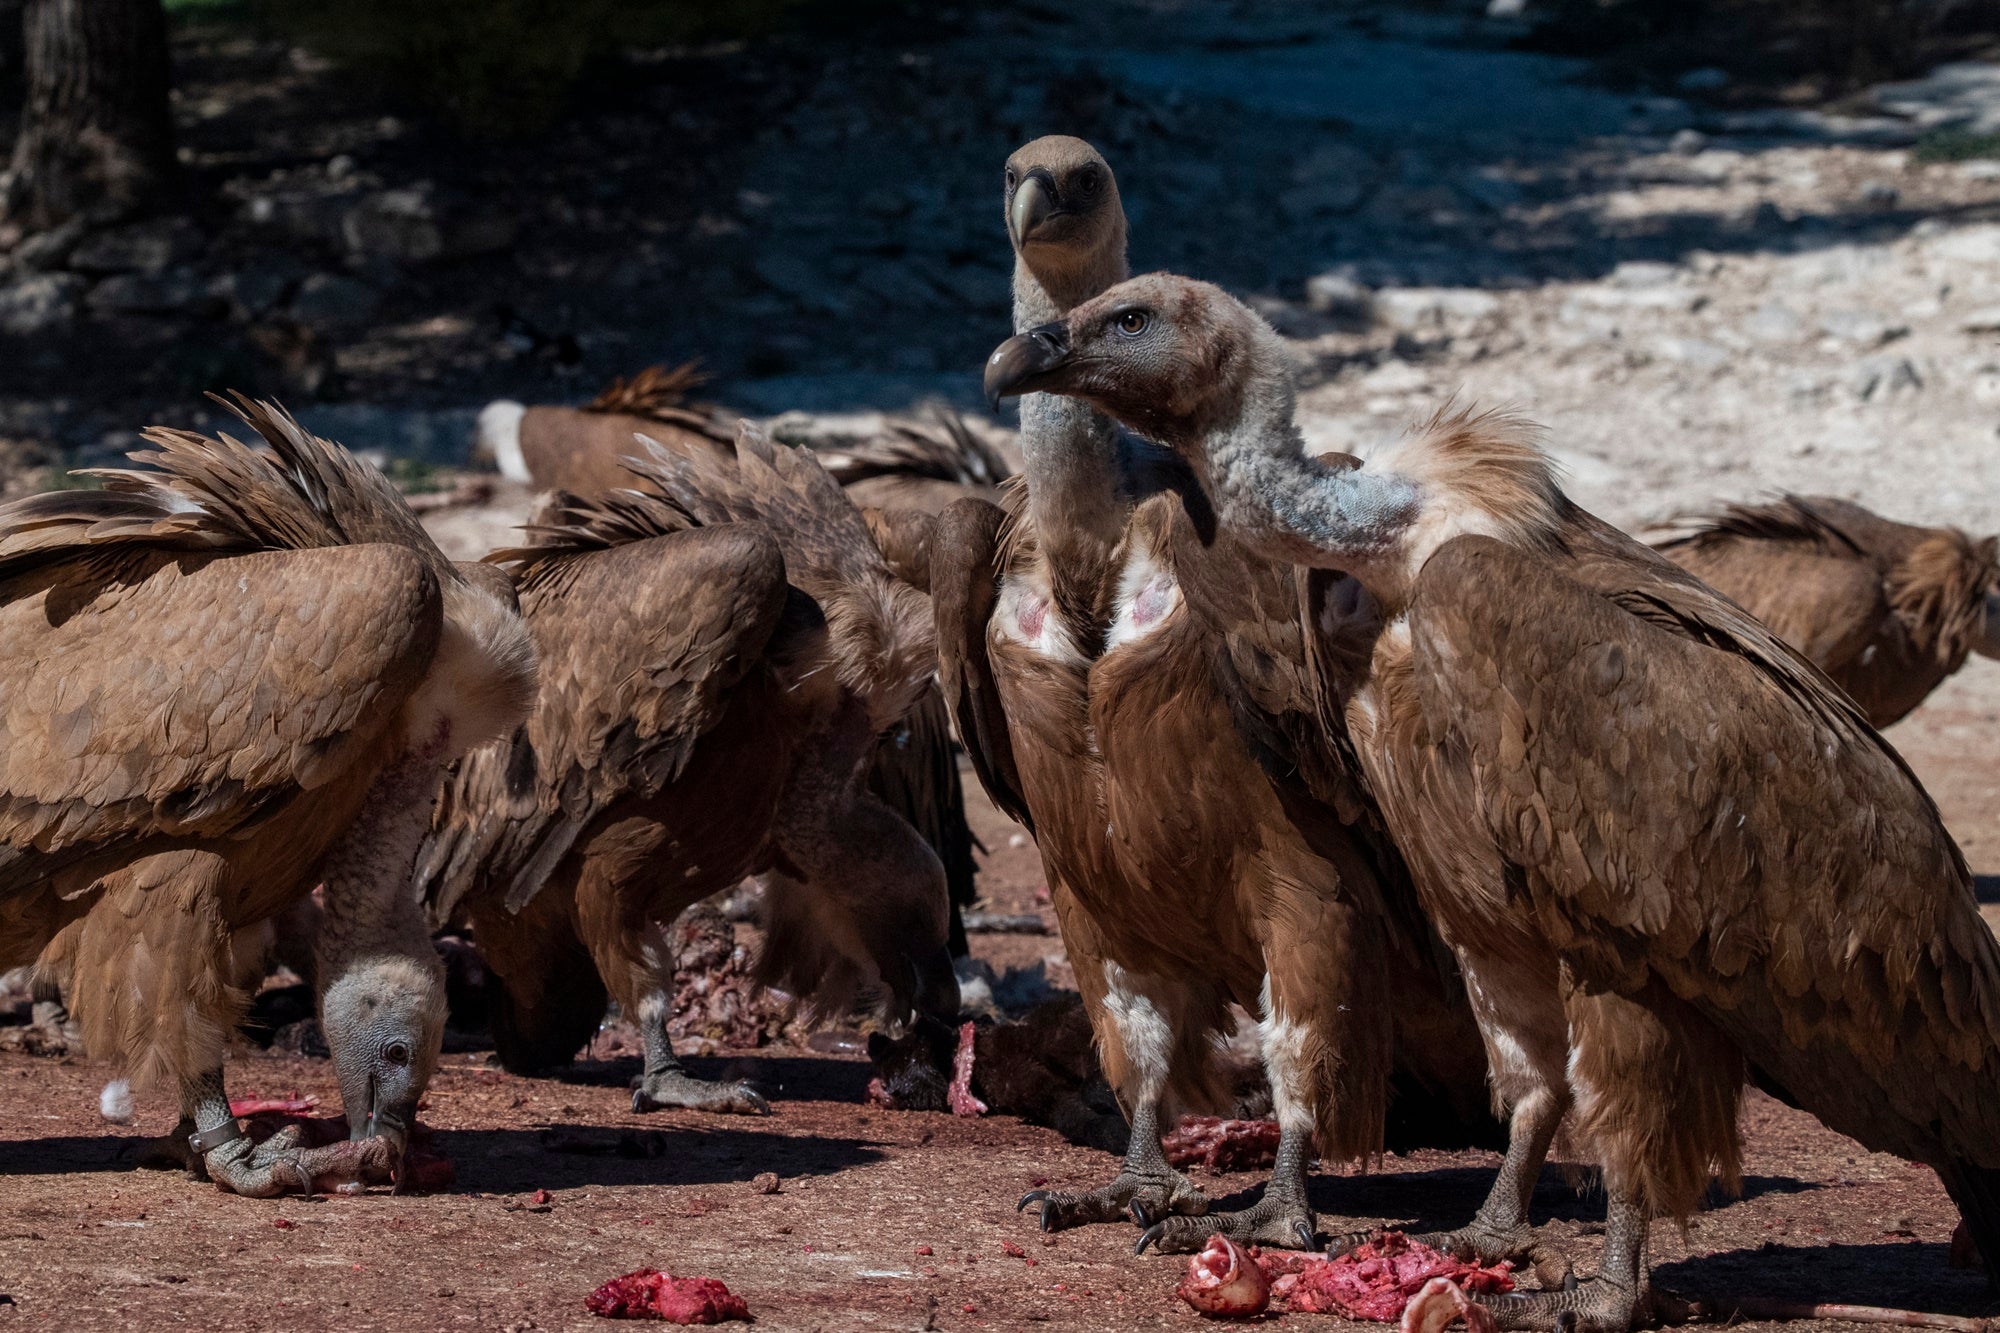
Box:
left=4, top=0, right=175, bottom=232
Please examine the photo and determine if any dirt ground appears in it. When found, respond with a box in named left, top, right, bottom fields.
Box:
left=1, top=765, right=1996, bottom=1333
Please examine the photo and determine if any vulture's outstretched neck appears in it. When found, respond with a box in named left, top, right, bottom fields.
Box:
left=1011, top=242, right=1131, bottom=555
left=313, top=741, right=449, bottom=986
left=1193, top=367, right=1421, bottom=582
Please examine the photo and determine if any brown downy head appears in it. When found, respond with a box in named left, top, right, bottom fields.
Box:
left=1004, top=136, right=1129, bottom=320
left=985, top=273, right=1278, bottom=449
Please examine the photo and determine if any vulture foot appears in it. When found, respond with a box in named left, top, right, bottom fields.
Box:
left=1474, top=1274, right=1644, bottom=1333
left=630, top=1070, right=769, bottom=1116
left=204, top=1125, right=396, bottom=1198
left=1019, top=1167, right=1207, bottom=1233
left=1135, top=1190, right=1316, bottom=1255
left=1408, top=1221, right=1548, bottom=1269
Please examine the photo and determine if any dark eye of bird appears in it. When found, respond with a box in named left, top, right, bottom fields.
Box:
left=1076, top=167, right=1101, bottom=195
left=1116, top=310, right=1150, bottom=336
left=385, top=1041, right=411, bottom=1066
left=1004, top=167, right=1017, bottom=190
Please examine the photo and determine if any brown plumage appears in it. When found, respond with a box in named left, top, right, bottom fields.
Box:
left=473, top=362, right=740, bottom=497
left=419, top=420, right=958, bottom=1114
left=1657, top=494, right=2000, bottom=727
left=934, top=137, right=1492, bottom=1256
left=816, top=410, right=1017, bottom=515
left=989, top=272, right=2000, bottom=1328
left=0, top=394, right=535, bottom=1196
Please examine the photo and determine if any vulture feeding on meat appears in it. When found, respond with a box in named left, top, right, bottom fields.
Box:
left=0, top=395, right=536, bottom=1195
left=1656, top=494, right=2000, bottom=727
left=985, top=272, right=2000, bottom=1328
left=471, top=367, right=981, bottom=942
left=418, top=419, right=960, bottom=1113
left=933, top=136, right=1491, bottom=1255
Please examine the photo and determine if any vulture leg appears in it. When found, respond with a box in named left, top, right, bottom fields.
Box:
left=28, top=973, right=81, bottom=1054
left=629, top=924, right=769, bottom=1116
left=1018, top=965, right=1207, bottom=1232
left=1404, top=949, right=1572, bottom=1265
left=1134, top=1117, right=1316, bottom=1254
left=1019, top=1095, right=1204, bottom=1232
left=172, top=1068, right=390, bottom=1198
left=1474, top=1192, right=1648, bottom=1333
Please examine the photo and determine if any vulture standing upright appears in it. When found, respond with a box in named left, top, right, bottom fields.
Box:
left=473, top=367, right=982, bottom=950
left=985, top=273, right=2000, bottom=1328
left=935, top=137, right=1490, bottom=1255
left=0, top=397, right=536, bottom=1195
left=1657, top=495, right=2000, bottom=727
left=419, top=421, right=959, bottom=1113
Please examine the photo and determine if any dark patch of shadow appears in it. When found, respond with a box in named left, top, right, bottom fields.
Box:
left=1973, top=874, right=2000, bottom=904
left=1297, top=1167, right=1821, bottom=1236
left=437, top=1124, right=884, bottom=1193
left=0, top=1134, right=163, bottom=1175
left=1652, top=1241, right=2000, bottom=1316
left=548, top=1051, right=877, bottom=1106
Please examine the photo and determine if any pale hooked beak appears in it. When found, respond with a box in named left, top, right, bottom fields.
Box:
left=355, top=1072, right=411, bottom=1185
left=1008, top=169, right=1055, bottom=247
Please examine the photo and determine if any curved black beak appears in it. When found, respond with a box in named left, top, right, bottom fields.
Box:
left=984, top=322, right=1071, bottom=412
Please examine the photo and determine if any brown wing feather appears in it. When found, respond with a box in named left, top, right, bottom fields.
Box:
left=1, top=538, right=441, bottom=896
left=931, top=497, right=1032, bottom=832
left=419, top=524, right=789, bottom=915
left=1407, top=529, right=2000, bottom=1176
left=864, top=683, right=981, bottom=952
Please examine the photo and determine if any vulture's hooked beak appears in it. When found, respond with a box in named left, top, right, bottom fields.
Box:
left=355, top=1072, right=411, bottom=1184
left=984, top=322, right=1072, bottom=411
left=1008, top=167, right=1057, bottom=246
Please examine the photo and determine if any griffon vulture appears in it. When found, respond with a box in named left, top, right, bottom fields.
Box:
left=0, top=396, right=536, bottom=1195
left=935, top=137, right=1490, bottom=1255
left=1657, top=495, right=2000, bottom=727
left=418, top=421, right=959, bottom=1113
left=472, top=367, right=980, bottom=941
left=985, top=272, right=2000, bottom=1328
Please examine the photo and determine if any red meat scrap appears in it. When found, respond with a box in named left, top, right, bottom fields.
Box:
left=1162, top=1116, right=1282, bottom=1174
left=947, top=1020, right=987, bottom=1117
left=1260, top=1232, right=1513, bottom=1320
left=1176, top=1235, right=1273, bottom=1319
left=585, top=1269, right=750, bottom=1324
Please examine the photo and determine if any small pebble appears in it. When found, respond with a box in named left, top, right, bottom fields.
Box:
left=751, top=1171, right=780, bottom=1195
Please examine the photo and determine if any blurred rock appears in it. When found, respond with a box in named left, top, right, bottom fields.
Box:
left=1744, top=302, right=1804, bottom=343
left=1958, top=306, right=2000, bottom=334
left=1818, top=309, right=1903, bottom=347
left=69, top=218, right=205, bottom=275
left=1652, top=335, right=1730, bottom=370
left=0, top=272, right=84, bottom=334
left=1375, top=286, right=1500, bottom=332
left=13, top=219, right=84, bottom=272
left=1669, top=128, right=1708, bottom=155
left=1676, top=67, right=1730, bottom=94
left=341, top=185, right=517, bottom=264
left=1847, top=355, right=1923, bottom=400
left=211, top=256, right=309, bottom=321
left=87, top=266, right=205, bottom=315
left=290, top=272, right=382, bottom=328
left=1304, top=270, right=1373, bottom=321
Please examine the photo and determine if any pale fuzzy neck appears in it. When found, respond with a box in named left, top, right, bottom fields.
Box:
left=313, top=744, right=446, bottom=984
left=1011, top=236, right=1131, bottom=554
left=1191, top=374, right=1421, bottom=585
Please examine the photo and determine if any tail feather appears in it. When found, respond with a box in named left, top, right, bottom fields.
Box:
left=866, top=684, right=981, bottom=956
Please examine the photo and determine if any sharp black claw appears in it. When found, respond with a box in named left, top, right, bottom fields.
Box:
left=1556, top=1312, right=1579, bottom=1333
left=1563, top=1272, right=1579, bottom=1293
left=1016, top=1190, right=1047, bottom=1212
left=1135, top=1226, right=1162, bottom=1255
left=1129, top=1200, right=1155, bottom=1229
left=1294, top=1221, right=1317, bottom=1250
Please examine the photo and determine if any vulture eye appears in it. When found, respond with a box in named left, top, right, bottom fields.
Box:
left=1115, top=310, right=1151, bottom=337
left=1076, top=166, right=1102, bottom=195
left=1004, top=167, right=1018, bottom=190
left=383, top=1041, right=411, bottom=1067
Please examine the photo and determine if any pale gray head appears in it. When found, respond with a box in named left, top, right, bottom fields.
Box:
left=319, top=955, right=445, bottom=1158
left=984, top=272, right=1285, bottom=452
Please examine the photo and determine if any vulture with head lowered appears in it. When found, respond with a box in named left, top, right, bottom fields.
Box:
left=472, top=367, right=982, bottom=944
left=1656, top=495, right=2000, bottom=728
left=0, top=396, right=536, bottom=1195
left=987, top=272, right=2000, bottom=1328
left=418, top=421, right=959, bottom=1113
left=934, top=136, right=1492, bottom=1255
